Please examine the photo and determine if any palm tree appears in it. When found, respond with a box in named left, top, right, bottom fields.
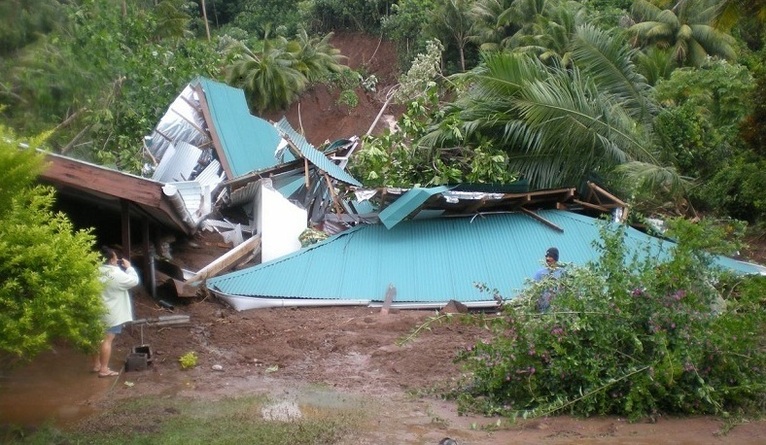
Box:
left=289, top=29, right=347, bottom=82
left=226, top=34, right=307, bottom=113
left=629, top=0, right=736, bottom=67
left=419, top=28, right=684, bottom=196
left=226, top=29, right=348, bottom=113
left=713, top=0, right=766, bottom=30
left=427, top=0, right=475, bottom=71
left=511, top=0, right=584, bottom=67
left=468, top=0, right=516, bottom=51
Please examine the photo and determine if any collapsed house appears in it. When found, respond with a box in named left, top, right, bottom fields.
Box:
left=40, top=77, right=766, bottom=310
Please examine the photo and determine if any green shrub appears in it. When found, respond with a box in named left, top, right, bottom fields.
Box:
left=456, top=220, right=766, bottom=420
left=179, top=351, right=198, bottom=369
left=336, top=90, right=359, bottom=108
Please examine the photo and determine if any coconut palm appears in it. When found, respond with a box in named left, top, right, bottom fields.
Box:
left=226, top=34, right=307, bottom=113
left=468, top=0, right=516, bottom=51
left=419, top=28, right=684, bottom=195
left=713, top=0, right=766, bottom=30
left=427, top=0, right=475, bottom=71
left=289, top=29, right=347, bottom=82
left=511, top=0, right=584, bottom=67
left=629, top=0, right=736, bottom=67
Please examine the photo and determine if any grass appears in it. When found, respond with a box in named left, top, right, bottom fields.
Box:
left=2, top=394, right=360, bottom=445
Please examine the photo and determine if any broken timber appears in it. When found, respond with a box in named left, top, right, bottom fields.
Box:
left=185, top=233, right=262, bottom=288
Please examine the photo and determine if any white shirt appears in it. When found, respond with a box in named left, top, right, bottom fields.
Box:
left=98, top=264, right=140, bottom=328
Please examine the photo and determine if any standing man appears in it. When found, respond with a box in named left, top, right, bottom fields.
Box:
left=93, top=246, right=140, bottom=377
left=533, top=247, right=562, bottom=311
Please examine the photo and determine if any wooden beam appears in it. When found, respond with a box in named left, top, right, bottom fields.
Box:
left=521, top=208, right=564, bottom=232
left=323, top=173, right=345, bottom=216
left=194, top=83, right=235, bottom=180
left=143, top=218, right=156, bottom=300
left=188, top=234, right=262, bottom=285
left=573, top=199, right=609, bottom=212
left=588, top=181, right=627, bottom=208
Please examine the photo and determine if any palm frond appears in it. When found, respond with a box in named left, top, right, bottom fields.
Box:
left=572, top=24, right=656, bottom=121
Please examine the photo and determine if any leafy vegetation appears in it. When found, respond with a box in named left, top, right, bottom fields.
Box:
left=2, top=394, right=359, bottom=444
left=0, top=127, right=103, bottom=367
left=454, top=219, right=766, bottom=419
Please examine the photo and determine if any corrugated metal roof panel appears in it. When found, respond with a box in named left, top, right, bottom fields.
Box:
left=152, top=141, right=202, bottom=182
left=195, top=77, right=284, bottom=178
left=194, top=159, right=223, bottom=188
left=207, top=210, right=765, bottom=306
left=378, top=186, right=450, bottom=228
left=274, top=117, right=362, bottom=187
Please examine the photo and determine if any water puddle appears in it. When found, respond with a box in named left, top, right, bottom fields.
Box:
left=0, top=346, right=118, bottom=428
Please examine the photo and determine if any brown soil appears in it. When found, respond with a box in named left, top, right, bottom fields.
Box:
left=70, top=33, right=766, bottom=444
left=261, top=31, right=404, bottom=146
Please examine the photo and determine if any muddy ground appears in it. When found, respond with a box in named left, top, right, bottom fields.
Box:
left=73, top=229, right=763, bottom=445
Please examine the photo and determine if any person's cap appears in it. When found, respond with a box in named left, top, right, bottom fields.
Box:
left=545, top=247, right=559, bottom=261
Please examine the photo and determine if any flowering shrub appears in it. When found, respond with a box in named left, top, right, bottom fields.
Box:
left=456, top=221, right=766, bottom=420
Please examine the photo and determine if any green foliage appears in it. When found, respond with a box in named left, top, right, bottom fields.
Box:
left=629, top=0, right=737, bottom=68
left=0, top=0, right=225, bottom=173
left=0, top=128, right=103, bottom=366
left=651, top=60, right=757, bottom=216
left=422, top=45, right=664, bottom=190
left=301, top=0, right=392, bottom=33
left=179, top=351, right=199, bottom=369
left=350, top=38, right=520, bottom=187
left=233, top=0, right=303, bottom=37
left=0, top=0, right=63, bottom=56
left=703, top=155, right=766, bottom=222
left=225, top=29, right=346, bottom=113
left=336, top=90, right=359, bottom=108
left=381, top=0, right=437, bottom=68
left=455, top=219, right=766, bottom=419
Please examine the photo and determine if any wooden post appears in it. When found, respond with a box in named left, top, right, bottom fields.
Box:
left=142, top=218, right=156, bottom=300
left=121, top=199, right=131, bottom=258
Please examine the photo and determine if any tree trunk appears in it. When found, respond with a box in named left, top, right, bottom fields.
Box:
left=201, top=0, right=211, bottom=41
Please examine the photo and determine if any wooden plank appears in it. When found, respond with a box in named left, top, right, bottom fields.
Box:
left=588, top=181, right=627, bottom=207
left=521, top=208, right=564, bottom=232
left=380, top=284, right=397, bottom=316
left=573, top=199, right=609, bottom=212
left=187, top=234, right=262, bottom=285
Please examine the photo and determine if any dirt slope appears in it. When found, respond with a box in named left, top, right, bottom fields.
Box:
left=261, top=31, right=403, bottom=147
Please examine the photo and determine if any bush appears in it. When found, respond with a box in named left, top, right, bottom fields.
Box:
left=455, top=220, right=766, bottom=420
left=0, top=127, right=104, bottom=367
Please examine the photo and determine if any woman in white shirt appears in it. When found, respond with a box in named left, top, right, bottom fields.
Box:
left=92, top=246, right=140, bottom=377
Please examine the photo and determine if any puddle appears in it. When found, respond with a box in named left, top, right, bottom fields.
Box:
left=0, top=346, right=120, bottom=428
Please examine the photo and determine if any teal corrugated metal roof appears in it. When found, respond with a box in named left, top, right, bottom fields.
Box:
left=207, top=210, right=764, bottom=305
left=274, top=117, right=361, bottom=187
left=195, top=77, right=283, bottom=177
left=378, top=186, right=450, bottom=229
